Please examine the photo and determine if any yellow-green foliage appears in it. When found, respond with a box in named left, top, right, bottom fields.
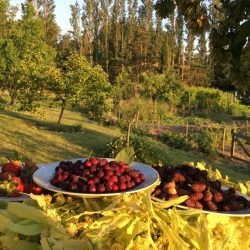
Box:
left=0, top=163, right=249, bottom=250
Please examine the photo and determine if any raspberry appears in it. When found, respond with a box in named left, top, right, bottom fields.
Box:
left=222, top=203, right=231, bottom=211
left=230, top=200, right=240, bottom=211
left=160, top=193, right=169, bottom=200
left=168, top=194, right=179, bottom=200
left=206, top=201, right=217, bottom=211
left=162, top=181, right=175, bottom=191
left=152, top=187, right=162, bottom=197
left=193, top=174, right=205, bottom=182
left=203, top=190, right=213, bottom=202
left=191, top=182, right=206, bottom=193
left=200, top=170, right=208, bottom=179
left=212, top=192, right=224, bottom=203
left=184, top=199, right=203, bottom=209
left=210, top=180, right=221, bottom=190
left=229, top=194, right=239, bottom=200
left=186, top=167, right=198, bottom=176
left=227, top=188, right=236, bottom=195
left=173, top=172, right=186, bottom=183
left=184, top=175, right=193, bottom=184
left=190, top=192, right=203, bottom=201
left=165, top=187, right=177, bottom=195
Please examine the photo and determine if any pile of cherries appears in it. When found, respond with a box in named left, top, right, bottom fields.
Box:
left=50, top=158, right=145, bottom=193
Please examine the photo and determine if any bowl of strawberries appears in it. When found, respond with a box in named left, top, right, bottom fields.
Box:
left=0, top=160, right=43, bottom=200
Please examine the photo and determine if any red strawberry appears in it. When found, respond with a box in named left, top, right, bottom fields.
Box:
left=2, top=161, right=22, bottom=176
left=24, top=162, right=38, bottom=172
left=30, top=184, right=43, bottom=195
left=0, top=172, right=16, bottom=180
left=23, top=183, right=32, bottom=193
left=12, top=177, right=24, bottom=192
left=23, top=183, right=43, bottom=195
left=9, top=190, right=21, bottom=197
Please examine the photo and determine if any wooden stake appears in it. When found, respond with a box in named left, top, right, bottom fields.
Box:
left=222, top=127, right=226, bottom=154
left=186, top=122, right=189, bottom=143
left=157, top=116, right=160, bottom=135
left=135, top=110, right=139, bottom=128
left=231, top=129, right=235, bottom=158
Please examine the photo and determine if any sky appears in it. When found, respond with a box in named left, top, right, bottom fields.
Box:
left=10, top=0, right=77, bottom=34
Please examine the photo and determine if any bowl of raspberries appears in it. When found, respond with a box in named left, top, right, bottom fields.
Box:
left=33, top=158, right=159, bottom=198
left=152, top=164, right=250, bottom=216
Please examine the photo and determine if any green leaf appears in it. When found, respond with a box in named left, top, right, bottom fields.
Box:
left=115, top=147, right=135, bottom=164
left=6, top=219, right=45, bottom=235
left=0, top=236, right=40, bottom=250
left=153, top=195, right=189, bottom=209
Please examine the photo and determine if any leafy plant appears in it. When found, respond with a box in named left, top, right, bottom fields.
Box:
left=160, top=131, right=192, bottom=150
left=105, top=135, right=169, bottom=164
left=194, top=128, right=221, bottom=156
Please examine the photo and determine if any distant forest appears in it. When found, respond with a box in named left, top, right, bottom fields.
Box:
left=0, top=0, right=249, bottom=104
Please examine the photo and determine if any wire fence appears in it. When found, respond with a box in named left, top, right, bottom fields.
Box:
left=145, top=122, right=250, bottom=163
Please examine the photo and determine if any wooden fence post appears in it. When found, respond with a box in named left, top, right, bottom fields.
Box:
left=135, top=110, right=139, bottom=128
left=231, top=129, right=235, bottom=158
left=186, top=122, right=189, bottom=143
left=222, top=127, right=226, bottom=154
left=157, top=116, right=160, bottom=135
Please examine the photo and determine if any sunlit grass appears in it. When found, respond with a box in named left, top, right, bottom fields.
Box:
left=0, top=107, right=122, bottom=164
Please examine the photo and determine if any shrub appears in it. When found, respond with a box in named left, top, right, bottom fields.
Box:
left=230, top=103, right=250, bottom=119
left=105, top=135, right=169, bottom=165
left=194, top=128, right=221, bottom=156
left=160, top=131, right=192, bottom=150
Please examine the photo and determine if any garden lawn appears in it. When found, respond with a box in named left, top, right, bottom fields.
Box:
left=0, top=107, right=249, bottom=182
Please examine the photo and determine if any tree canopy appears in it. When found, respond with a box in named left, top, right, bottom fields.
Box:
left=155, top=0, right=250, bottom=89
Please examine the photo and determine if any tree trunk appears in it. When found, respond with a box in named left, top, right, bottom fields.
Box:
left=57, top=100, right=66, bottom=125
left=9, top=91, right=16, bottom=105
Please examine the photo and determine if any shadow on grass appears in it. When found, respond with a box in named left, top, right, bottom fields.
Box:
left=0, top=110, right=119, bottom=163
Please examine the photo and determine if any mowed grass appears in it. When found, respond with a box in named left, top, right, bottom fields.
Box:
left=0, top=107, right=122, bottom=164
left=0, top=107, right=249, bottom=182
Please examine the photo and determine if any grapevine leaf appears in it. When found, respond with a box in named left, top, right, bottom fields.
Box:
left=115, top=147, right=135, bottom=164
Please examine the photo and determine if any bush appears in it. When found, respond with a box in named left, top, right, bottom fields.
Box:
left=194, top=128, right=221, bottom=156
left=105, top=135, right=169, bottom=165
left=132, top=126, right=150, bottom=136
left=160, top=131, right=192, bottom=150
left=230, top=103, right=250, bottom=119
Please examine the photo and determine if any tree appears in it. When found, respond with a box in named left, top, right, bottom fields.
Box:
left=140, top=71, right=185, bottom=114
left=0, top=1, right=54, bottom=109
left=83, top=64, right=111, bottom=120
left=82, top=0, right=94, bottom=64
left=70, top=1, right=83, bottom=55
left=155, top=0, right=250, bottom=89
left=41, top=0, right=60, bottom=47
left=112, top=67, right=136, bottom=109
left=100, top=0, right=111, bottom=72
left=48, top=53, right=110, bottom=124
left=0, top=0, right=9, bottom=39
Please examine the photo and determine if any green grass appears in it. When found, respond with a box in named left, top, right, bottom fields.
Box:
left=0, top=106, right=249, bottom=182
left=0, top=107, right=122, bottom=164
